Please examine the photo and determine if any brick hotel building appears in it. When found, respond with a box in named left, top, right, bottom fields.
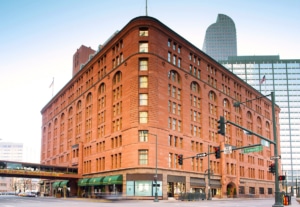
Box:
left=40, top=16, right=281, bottom=199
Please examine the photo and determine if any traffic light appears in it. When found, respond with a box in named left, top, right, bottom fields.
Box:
left=269, top=163, right=275, bottom=174
left=217, top=116, right=225, bottom=136
left=178, top=154, right=183, bottom=165
left=278, top=175, right=286, bottom=181
left=214, top=146, right=221, bottom=159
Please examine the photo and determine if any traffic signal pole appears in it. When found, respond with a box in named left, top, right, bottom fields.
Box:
left=231, top=92, right=282, bottom=207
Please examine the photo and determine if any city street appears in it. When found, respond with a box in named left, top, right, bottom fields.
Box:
left=0, top=195, right=299, bottom=207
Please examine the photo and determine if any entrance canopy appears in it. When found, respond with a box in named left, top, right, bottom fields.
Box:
left=103, top=175, right=123, bottom=185
left=78, top=178, right=90, bottom=187
left=88, top=177, right=105, bottom=186
left=78, top=175, right=123, bottom=187
left=52, top=181, right=61, bottom=188
left=52, top=180, right=69, bottom=188
left=59, top=180, right=69, bottom=187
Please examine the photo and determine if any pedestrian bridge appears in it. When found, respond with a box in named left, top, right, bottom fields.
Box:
left=0, top=160, right=80, bottom=179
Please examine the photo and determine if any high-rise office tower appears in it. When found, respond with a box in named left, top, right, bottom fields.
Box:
left=220, top=55, right=300, bottom=190
left=204, top=12, right=300, bottom=190
left=202, top=14, right=237, bottom=61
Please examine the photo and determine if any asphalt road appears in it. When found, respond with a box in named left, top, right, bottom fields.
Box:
left=0, top=195, right=299, bottom=207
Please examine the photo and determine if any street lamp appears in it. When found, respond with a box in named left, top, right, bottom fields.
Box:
left=206, top=145, right=212, bottom=200
left=146, top=132, right=159, bottom=202
left=233, top=92, right=283, bottom=207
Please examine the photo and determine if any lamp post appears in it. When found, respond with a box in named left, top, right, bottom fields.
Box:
left=207, top=146, right=212, bottom=200
left=233, top=92, right=282, bottom=207
left=147, top=132, right=159, bottom=202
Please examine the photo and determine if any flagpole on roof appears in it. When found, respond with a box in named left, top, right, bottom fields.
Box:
left=49, top=77, right=54, bottom=97
left=146, top=0, right=148, bottom=16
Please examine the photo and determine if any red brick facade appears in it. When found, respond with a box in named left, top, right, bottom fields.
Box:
left=41, top=16, right=281, bottom=199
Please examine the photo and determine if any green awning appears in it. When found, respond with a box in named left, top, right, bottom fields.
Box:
left=59, top=180, right=69, bottom=187
left=52, top=181, right=61, bottom=188
left=78, top=178, right=90, bottom=187
left=103, top=175, right=123, bottom=185
left=88, top=177, right=105, bottom=186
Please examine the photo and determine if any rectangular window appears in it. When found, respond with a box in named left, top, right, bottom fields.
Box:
left=174, top=136, right=178, bottom=147
left=172, top=119, right=176, bottom=130
left=177, top=89, right=181, bottom=100
left=168, top=153, right=172, bottom=168
left=249, top=187, right=255, bottom=194
left=139, top=111, right=148, bottom=123
left=139, top=130, right=148, bottom=142
left=178, top=58, right=181, bottom=68
left=259, top=187, right=265, bottom=194
left=172, top=102, right=176, bottom=114
left=197, top=69, right=201, bottom=79
left=173, top=43, right=176, bottom=50
left=139, top=59, right=148, bottom=71
left=139, top=94, right=148, bottom=106
left=173, top=55, right=176, bottom=65
left=168, top=101, right=171, bottom=112
left=168, top=52, right=171, bottom=62
left=139, top=29, right=148, bottom=36
left=139, top=76, right=148, bottom=88
left=168, top=135, right=172, bottom=146
left=268, top=188, right=273, bottom=194
left=139, top=42, right=148, bottom=52
left=172, top=86, right=176, bottom=98
left=139, top=150, right=148, bottom=165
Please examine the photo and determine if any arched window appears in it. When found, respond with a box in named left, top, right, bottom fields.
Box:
left=168, top=70, right=181, bottom=84
left=86, top=93, right=92, bottom=104
left=113, top=71, right=122, bottom=85
left=61, top=113, right=65, bottom=121
left=77, top=100, right=82, bottom=110
left=99, top=83, right=106, bottom=94
left=223, top=98, right=230, bottom=108
left=208, top=91, right=216, bottom=102
left=68, top=107, right=73, bottom=116
left=190, top=81, right=200, bottom=94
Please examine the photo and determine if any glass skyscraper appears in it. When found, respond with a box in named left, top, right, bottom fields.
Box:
left=220, top=55, right=300, bottom=189
left=202, top=14, right=237, bottom=61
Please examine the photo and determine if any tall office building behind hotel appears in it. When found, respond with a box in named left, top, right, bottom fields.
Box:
left=202, top=14, right=237, bottom=61
left=220, top=56, right=300, bottom=188
left=41, top=16, right=280, bottom=199
left=202, top=13, right=300, bottom=188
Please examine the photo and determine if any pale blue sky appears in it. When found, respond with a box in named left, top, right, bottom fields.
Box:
left=0, top=0, right=299, bottom=157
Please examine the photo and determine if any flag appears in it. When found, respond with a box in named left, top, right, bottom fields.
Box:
left=259, top=75, right=266, bottom=85
left=49, top=78, right=54, bottom=88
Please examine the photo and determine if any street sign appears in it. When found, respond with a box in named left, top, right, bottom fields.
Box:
left=223, top=146, right=232, bottom=154
left=242, top=145, right=263, bottom=154
left=196, top=153, right=207, bottom=158
left=270, top=155, right=281, bottom=160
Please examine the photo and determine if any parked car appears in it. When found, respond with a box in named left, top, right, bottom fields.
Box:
left=18, top=192, right=36, bottom=197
